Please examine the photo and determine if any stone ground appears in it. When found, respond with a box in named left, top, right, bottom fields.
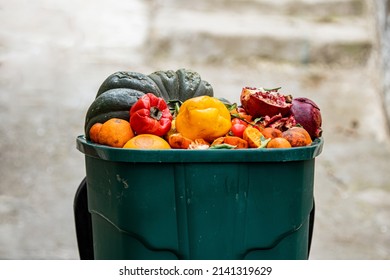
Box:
left=0, top=0, right=390, bottom=259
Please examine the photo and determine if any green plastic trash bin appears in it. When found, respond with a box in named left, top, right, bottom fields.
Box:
left=76, top=135, right=323, bottom=260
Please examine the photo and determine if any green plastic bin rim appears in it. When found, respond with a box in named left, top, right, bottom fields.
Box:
left=76, top=135, right=323, bottom=163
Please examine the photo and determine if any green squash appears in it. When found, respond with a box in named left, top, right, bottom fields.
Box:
left=176, top=68, right=213, bottom=100
left=84, top=88, right=144, bottom=139
left=84, top=68, right=214, bottom=139
left=148, top=68, right=213, bottom=102
left=148, top=70, right=179, bottom=101
left=96, top=71, right=162, bottom=97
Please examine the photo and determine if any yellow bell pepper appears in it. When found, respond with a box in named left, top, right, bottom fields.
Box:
left=175, top=96, right=231, bottom=142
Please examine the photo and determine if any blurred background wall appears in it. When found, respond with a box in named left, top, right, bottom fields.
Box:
left=0, top=0, right=389, bottom=259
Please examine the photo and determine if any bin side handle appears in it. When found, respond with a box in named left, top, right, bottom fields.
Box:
left=89, top=209, right=180, bottom=258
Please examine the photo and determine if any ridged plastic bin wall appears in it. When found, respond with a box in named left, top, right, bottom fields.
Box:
left=77, top=136, right=323, bottom=260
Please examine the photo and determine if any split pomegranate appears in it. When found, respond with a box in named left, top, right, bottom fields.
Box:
left=240, top=87, right=292, bottom=118
left=260, top=114, right=297, bottom=131
left=290, top=97, right=322, bottom=139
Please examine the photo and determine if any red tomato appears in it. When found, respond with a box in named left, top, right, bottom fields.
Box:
left=230, top=118, right=248, bottom=138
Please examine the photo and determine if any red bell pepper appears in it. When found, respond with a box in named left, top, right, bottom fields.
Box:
left=130, top=93, right=173, bottom=136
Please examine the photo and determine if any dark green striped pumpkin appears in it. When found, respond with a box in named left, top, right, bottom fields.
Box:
left=84, top=69, right=214, bottom=139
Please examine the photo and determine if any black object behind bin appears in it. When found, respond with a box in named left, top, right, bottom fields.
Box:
left=73, top=177, right=94, bottom=260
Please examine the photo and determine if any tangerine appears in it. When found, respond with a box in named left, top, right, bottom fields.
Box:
left=289, top=126, right=313, bottom=145
left=89, top=122, right=102, bottom=143
left=168, top=133, right=193, bottom=149
left=223, top=136, right=248, bottom=149
left=123, top=134, right=171, bottom=149
left=261, top=127, right=283, bottom=139
left=267, top=137, right=292, bottom=148
left=211, top=136, right=248, bottom=149
left=243, top=126, right=264, bottom=148
left=282, top=128, right=311, bottom=147
left=98, top=118, right=134, bottom=148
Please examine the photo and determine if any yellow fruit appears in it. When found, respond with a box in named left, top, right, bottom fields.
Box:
left=175, top=96, right=231, bottom=142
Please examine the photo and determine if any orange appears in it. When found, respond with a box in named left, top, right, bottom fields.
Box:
left=98, top=118, right=134, bottom=148
left=223, top=136, right=248, bottom=149
left=89, top=122, right=102, bottom=143
left=211, top=136, right=248, bottom=149
left=289, top=126, right=312, bottom=145
left=267, top=137, right=292, bottom=148
left=243, top=126, right=263, bottom=148
left=282, top=128, right=311, bottom=147
left=261, top=127, right=283, bottom=139
left=168, top=133, right=193, bottom=149
left=123, top=134, right=171, bottom=149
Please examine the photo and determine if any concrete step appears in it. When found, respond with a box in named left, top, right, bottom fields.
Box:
left=168, top=0, right=366, bottom=18
left=146, top=0, right=372, bottom=65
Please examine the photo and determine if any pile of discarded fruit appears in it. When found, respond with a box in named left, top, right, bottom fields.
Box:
left=84, top=69, right=322, bottom=150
